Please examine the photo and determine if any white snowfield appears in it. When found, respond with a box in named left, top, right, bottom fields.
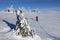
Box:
left=0, top=12, right=41, bottom=40
left=0, top=10, right=60, bottom=40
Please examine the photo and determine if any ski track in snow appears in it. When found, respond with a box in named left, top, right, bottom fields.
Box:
left=0, top=12, right=60, bottom=40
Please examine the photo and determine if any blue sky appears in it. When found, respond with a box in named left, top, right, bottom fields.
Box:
left=0, top=0, right=60, bottom=10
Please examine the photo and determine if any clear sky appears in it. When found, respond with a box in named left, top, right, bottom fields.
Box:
left=0, top=0, right=60, bottom=10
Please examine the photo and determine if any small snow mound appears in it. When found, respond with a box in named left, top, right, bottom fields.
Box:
left=14, top=34, right=41, bottom=40
left=13, top=31, right=41, bottom=40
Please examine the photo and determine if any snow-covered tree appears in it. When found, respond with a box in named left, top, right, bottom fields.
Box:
left=16, top=8, right=35, bottom=38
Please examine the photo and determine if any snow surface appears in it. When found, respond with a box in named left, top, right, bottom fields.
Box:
left=0, top=10, right=60, bottom=40
left=0, top=12, right=41, bottom=40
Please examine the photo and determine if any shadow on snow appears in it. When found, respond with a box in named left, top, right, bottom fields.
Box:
left=3, top=20, right=16, bottom=31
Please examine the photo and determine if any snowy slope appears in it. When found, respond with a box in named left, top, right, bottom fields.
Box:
left=0, top=10, right=60, bottom=40
left=0, top=13, right=41, bottom=40
left=25, top=10, right=60, bottom=40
